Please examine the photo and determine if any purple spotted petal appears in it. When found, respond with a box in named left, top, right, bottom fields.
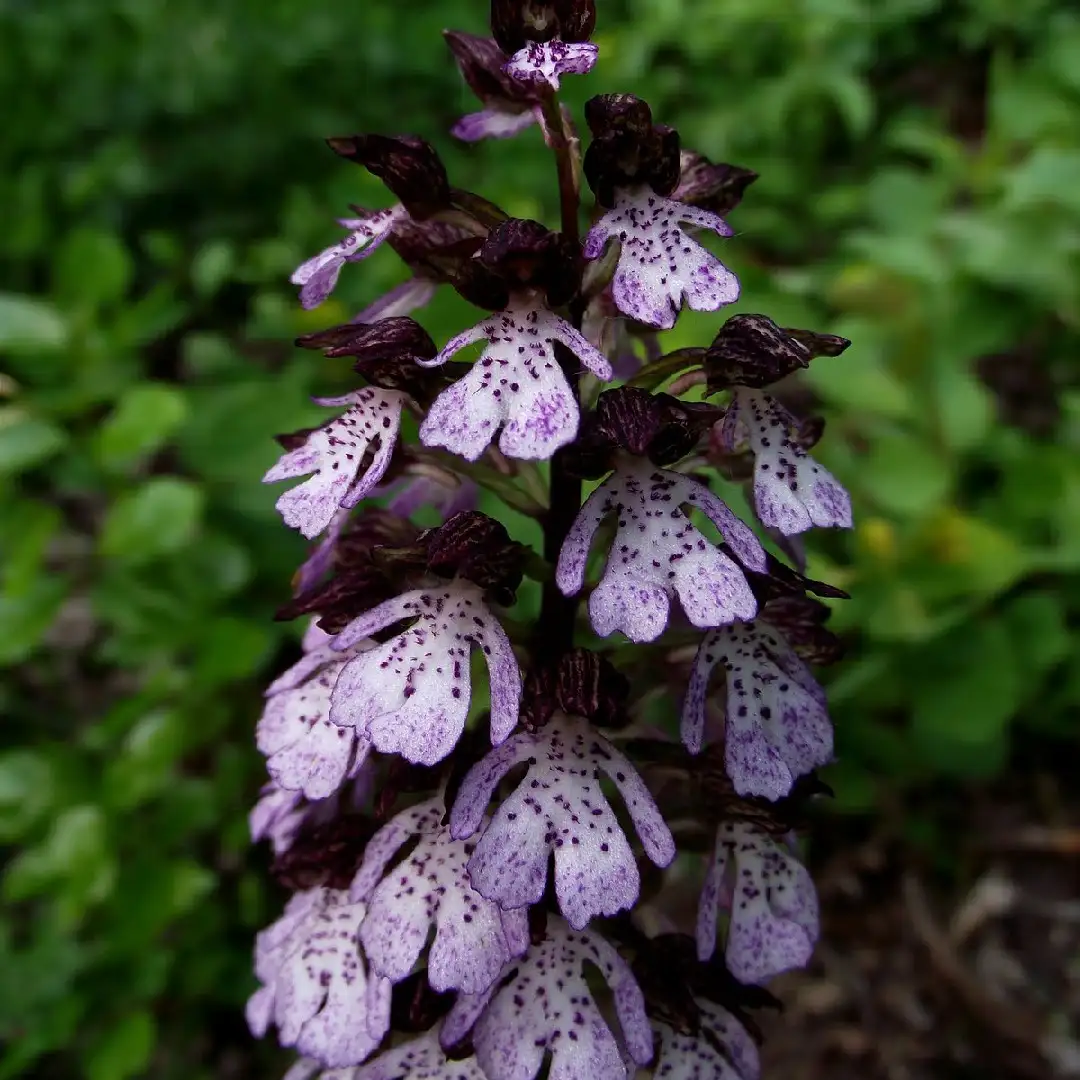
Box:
left=256, top=659, right=372, bottom=800
left=682, top=620, right=832, bottom=800
left=263, top=388, right=406, bottom=540
left=249, top=782, right=306, bottom=855
left=727, top=389, right=853, bottom=534
left=420, top=299, right=612, bottom=462
left=349, top=797, right=528, bottom=994
left=452, top=104, right=540, bottom=142
left=291, top=207, right=407, bottom=309
left=502, top=40, right=598, bottom=90
left=354, top=276, right=438, bottom=323
left=555, top=461, right=759, bottom=643
left=328, top=585, right=522, bottom=766
left=444, top=918, right=652, bottom=1080
left=345, top=1028, right=487, bottom=1079
left=247, top=887, right=391, bottom=1067
left=696, top=822, right=819, bottom=984
left=654, top=997, right=761, bottom=1080
left=450, top=715, right=674, bottom=930
left=584, top=188, right=740, bottom=330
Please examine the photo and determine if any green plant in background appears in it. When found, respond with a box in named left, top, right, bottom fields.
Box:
left=1, top=1, right=1077, bottom=1077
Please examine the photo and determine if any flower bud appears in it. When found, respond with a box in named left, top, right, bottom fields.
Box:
left=673, top=150, right=759, bottom=216
left=490, top=0, right=596, bottom=54
left=326, top=134, right=451, bottom=219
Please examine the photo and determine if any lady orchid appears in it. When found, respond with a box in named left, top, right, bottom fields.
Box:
left=247, top=3, right=855, bottom=1077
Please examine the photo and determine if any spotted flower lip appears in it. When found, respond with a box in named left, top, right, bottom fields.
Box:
left=584, top=186, right=740, bottom=330
left=287, top=1027, right=488, bottom=1080
left=720, top=388, right=852, bottom=535
left=349, top=796, right=528, bottom=994
left=441, top=916, right=654, bottom=1080
left=328, top=583, right=521, bottom=767
left=503, top=40, right=599, bottom=91
left=696, top=821, right=819, bottom=984
left=681, top=619, right=833, bottom=801
left=418, top=295, right=613, bottom=462
left=291, top=207, right=408, bottom=309
left=450, top=713, right=675, bottom=929
left=257, top=635, right=374, bottom=801
left=555, top=457, right=766, bottom=643
left=653, top=996, right=761, bottom=1080
left=246, top=887, right=391, bottom=1067
left=264, top=388, right=407, bottom=541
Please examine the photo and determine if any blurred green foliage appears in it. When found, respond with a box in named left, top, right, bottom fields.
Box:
left=1, top=0, right=1078, bottom=1076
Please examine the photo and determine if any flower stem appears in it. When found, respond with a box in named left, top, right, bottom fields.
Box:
left=538, top=93, right=584, bottom=659
left=539, top=95, right=581, bottom=245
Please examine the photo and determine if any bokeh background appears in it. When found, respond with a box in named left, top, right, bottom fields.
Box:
left=2, top=0, right=1079, bottom=1077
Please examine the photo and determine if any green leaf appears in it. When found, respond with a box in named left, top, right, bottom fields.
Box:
left=1003, top=592, right=1070, bottom=677
left=85, top=1011, right=155, bottom=1080
left=3, top=805, right=114, bottom=918
left=930, top=362, right=994, bottom=453
left=909, top=621, right=1020, bottom=777
left=104, top=710, right=186, bottom=811
left=859, top=435, right=952, bottom=517
left=0, top=294, right=68, bottom=351
left=53, top=228, right=133, bottom=310
left=190, top=617, right=273, bottom=687
left=0, top=415, right=68, bottom=474
left=191, top=239, right=236, bottom=297
left=99, top=478, right=204, bottom=564
left=94, top=384, right=189, bottom=470
left=0, top=577, right=68, bottom=666
left=0, top=752, right=56, bottom=843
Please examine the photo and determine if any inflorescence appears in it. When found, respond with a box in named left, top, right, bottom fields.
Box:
left=249, top=4, right=854, bottom=1077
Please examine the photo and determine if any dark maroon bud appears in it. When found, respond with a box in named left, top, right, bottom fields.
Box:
left=649, top=124, right=683, bottom=197
left=275, top=561, right=396, bottom=634
left=584, top=96, right=682, bottom=205
left=594, top=385, right=664, bottom=455
left=583, top=387, right=717, bottom=468
left=452, top=257, right=512, bottom=311
left=336, top=508, right=424, bottom=566
left=584, top=93, right=655, bottom=139
left=784, top=326, right=851, bottom=359
left=297, top=316, right=438, bottom=364
left=326, top=134, right=451, bottom=220
left=477, top=218, right=583, bottom=306
left=673, top=151, right=759, bottom=216
left=297, top=317, right=440, bottom=397
left=385, top=216, right=486, bottom=277
left=490, top=0, right=596, bottom=54
left=521, top=648, right=629, bottom=731
left=424, top=511, right=525, bottom=598
left=443, top=30, right=536, bottom=106
left=271, top=814, right=376, bottom=891
left=704, top=314, right=814, bottom=392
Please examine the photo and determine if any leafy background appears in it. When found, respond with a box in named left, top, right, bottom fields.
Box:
left=1, top=0, right=1078, bottom=1077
